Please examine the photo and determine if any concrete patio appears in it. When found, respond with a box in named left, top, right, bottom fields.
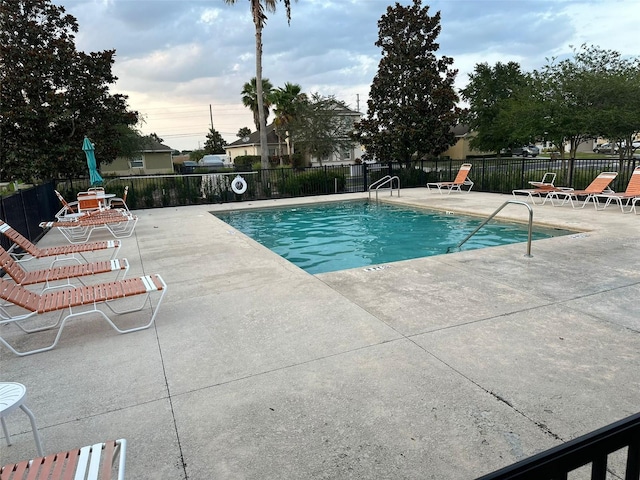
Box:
left=1, top=189, right=639, bottom=479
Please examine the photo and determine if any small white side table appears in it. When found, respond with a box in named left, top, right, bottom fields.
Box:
left=0, top=382, right=44, bottom=457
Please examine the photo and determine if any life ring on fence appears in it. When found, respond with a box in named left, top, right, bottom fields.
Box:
left=231, top=175, right=247, bottom=195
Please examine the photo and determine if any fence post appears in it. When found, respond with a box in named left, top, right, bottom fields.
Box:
left=568, top=157, right=575, bottom=187
left=363, top=163, right=368, bottom=192
left=324, top=165, right=328, bottom=194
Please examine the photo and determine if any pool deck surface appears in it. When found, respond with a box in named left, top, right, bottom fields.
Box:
left=1, top=189, right=639, bottom=479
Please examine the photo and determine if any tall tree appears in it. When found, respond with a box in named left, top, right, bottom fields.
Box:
left=271, top=82, right=306, bottom=159
left=241, top=77, right=274, bottom=131
left=460, top=62, right=528, bottom=154
left=353, top=0, right=460, bottom=163
left=148, top=133, right=164, bottom=143
left=224, top=0, right=297, bottom=170
left=529, top=45, right=640, bottom=160
left=237, top=127, right=252, bottom=139
left=0, top=0, right=141, bottom=181
left=571, top=45, right=640, bottom=160
left=203, top=127, right=228, bottom=154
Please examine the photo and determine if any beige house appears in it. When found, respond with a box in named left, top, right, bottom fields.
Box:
left=102, top=138, right=174, bottom=176
left=439, top=125, right=494, bottom=160
left=224, top=124, right=280, bottom=164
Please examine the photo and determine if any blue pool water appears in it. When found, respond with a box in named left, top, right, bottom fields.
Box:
left=215, top=201, right=570, bottom=274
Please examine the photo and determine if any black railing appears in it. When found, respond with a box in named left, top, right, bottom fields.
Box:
left=411, top=156, right=637, bottom=194
left=5, top=156, right=635, bottom=214
left=476, top=412, right=640, bottom=480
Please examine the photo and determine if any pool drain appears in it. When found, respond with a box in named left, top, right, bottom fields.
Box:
left=363, top=265, right=391, bottom=272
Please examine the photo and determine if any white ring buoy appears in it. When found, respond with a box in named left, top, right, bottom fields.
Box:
left=231, top=175, right=247, bottom=194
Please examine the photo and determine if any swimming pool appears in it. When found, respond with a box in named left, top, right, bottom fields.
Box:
left=214, top=201, right=570, bottom=274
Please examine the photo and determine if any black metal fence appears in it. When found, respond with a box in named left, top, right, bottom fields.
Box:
left=0, top=181, right=58, bottom=247
left=2, top=156, right=637, bottom=241
left=476, top=412, right=640, bottom=480
left=51, top=156, right=638, bottom=211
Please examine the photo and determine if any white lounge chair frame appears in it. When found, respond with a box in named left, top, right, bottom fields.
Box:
left=548, top=172, right=618, bottom=208
left=528, top=172, right=556, bottom=187
left=593, top=166, right=640, bottom=213
left=0, top=220, right=121, bottom=266
left=107, top=186, right=130, bottom=213
left=1, top=438, right=126, bottom=480
left=40, top=212, right=138, bottom=244
left=512, top=173, right=571, bottom=205
left=0, top=245, right=128, bottom=292
left=426, top=163, right=474, bottom=194
left=0, top=274, right=166, bottom=356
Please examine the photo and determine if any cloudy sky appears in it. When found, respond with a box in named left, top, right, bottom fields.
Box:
left=56, top=0, right=640, bottom=151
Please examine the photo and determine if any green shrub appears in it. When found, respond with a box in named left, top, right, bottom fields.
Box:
left=277, top=170, right=346, bottom=196
left=291, top=153, right=305, bottom=168
left=235, top=155, right=260, bottom=167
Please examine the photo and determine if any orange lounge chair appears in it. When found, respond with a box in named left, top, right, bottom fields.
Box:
left=548, top=172, right=618, bottom=208
left=107, top=186, right=130, bottom=212
left=77, top=190, right=103, bottom=212
left=512, top=173, right=571, bottom=205
left=426, top=163, right=473, bottom=194
left=0, top=246, right=128, bottom=291
left=0, top=274, right=166, bottom=356
left=56, top=188, right=127, bottom=220
left=54, top=190, right=79, bottom=218
left=511, top=184, right=570, bottom=205
left=593, top=166, right=640, bottom=212
left=527, top=172, right=556, bottom=188
left=1, top=439, right=126, bottom=480
left=0, top=220, right=121, bottom=265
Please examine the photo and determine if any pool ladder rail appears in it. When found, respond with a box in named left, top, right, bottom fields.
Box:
left=368, top=175, right=400, bottom=202
left=447, top=200, right=534, bottom=257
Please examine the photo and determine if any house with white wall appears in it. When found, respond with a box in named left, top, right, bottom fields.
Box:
left=224, top=105, right=365, bottom=167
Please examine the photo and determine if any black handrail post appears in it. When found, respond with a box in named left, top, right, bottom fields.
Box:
left=626, top=439, right=640, bottom=479
left=590, top=455, right=607, bottom=480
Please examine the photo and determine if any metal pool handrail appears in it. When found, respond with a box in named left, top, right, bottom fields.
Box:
left=448, top=200, right=534, bottom=257
left=368, top=175, right=400, bottom=201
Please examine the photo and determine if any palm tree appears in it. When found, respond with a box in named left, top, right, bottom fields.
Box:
left=271, top=82, right=306, bottom=160
left=224, top=0, right=297, bottom=170
left=241, top=77, right=274, bottom=132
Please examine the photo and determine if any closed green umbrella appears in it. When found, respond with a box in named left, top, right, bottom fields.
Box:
left=83, top=136, right=103, bottom=186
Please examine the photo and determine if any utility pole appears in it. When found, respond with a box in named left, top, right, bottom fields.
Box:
left=356, top=94, right=360, bottom=112
left=209, top=104, right=213, bottom=130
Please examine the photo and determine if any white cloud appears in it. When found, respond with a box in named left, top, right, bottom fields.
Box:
left=199, top=8, right=221, bottom=25
left=57, top=0, right=640, bottom=151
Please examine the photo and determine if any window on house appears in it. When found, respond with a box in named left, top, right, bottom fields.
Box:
left=129, top=155, right=143, bottom=168
left=341, top=149, right=351, bottom=160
